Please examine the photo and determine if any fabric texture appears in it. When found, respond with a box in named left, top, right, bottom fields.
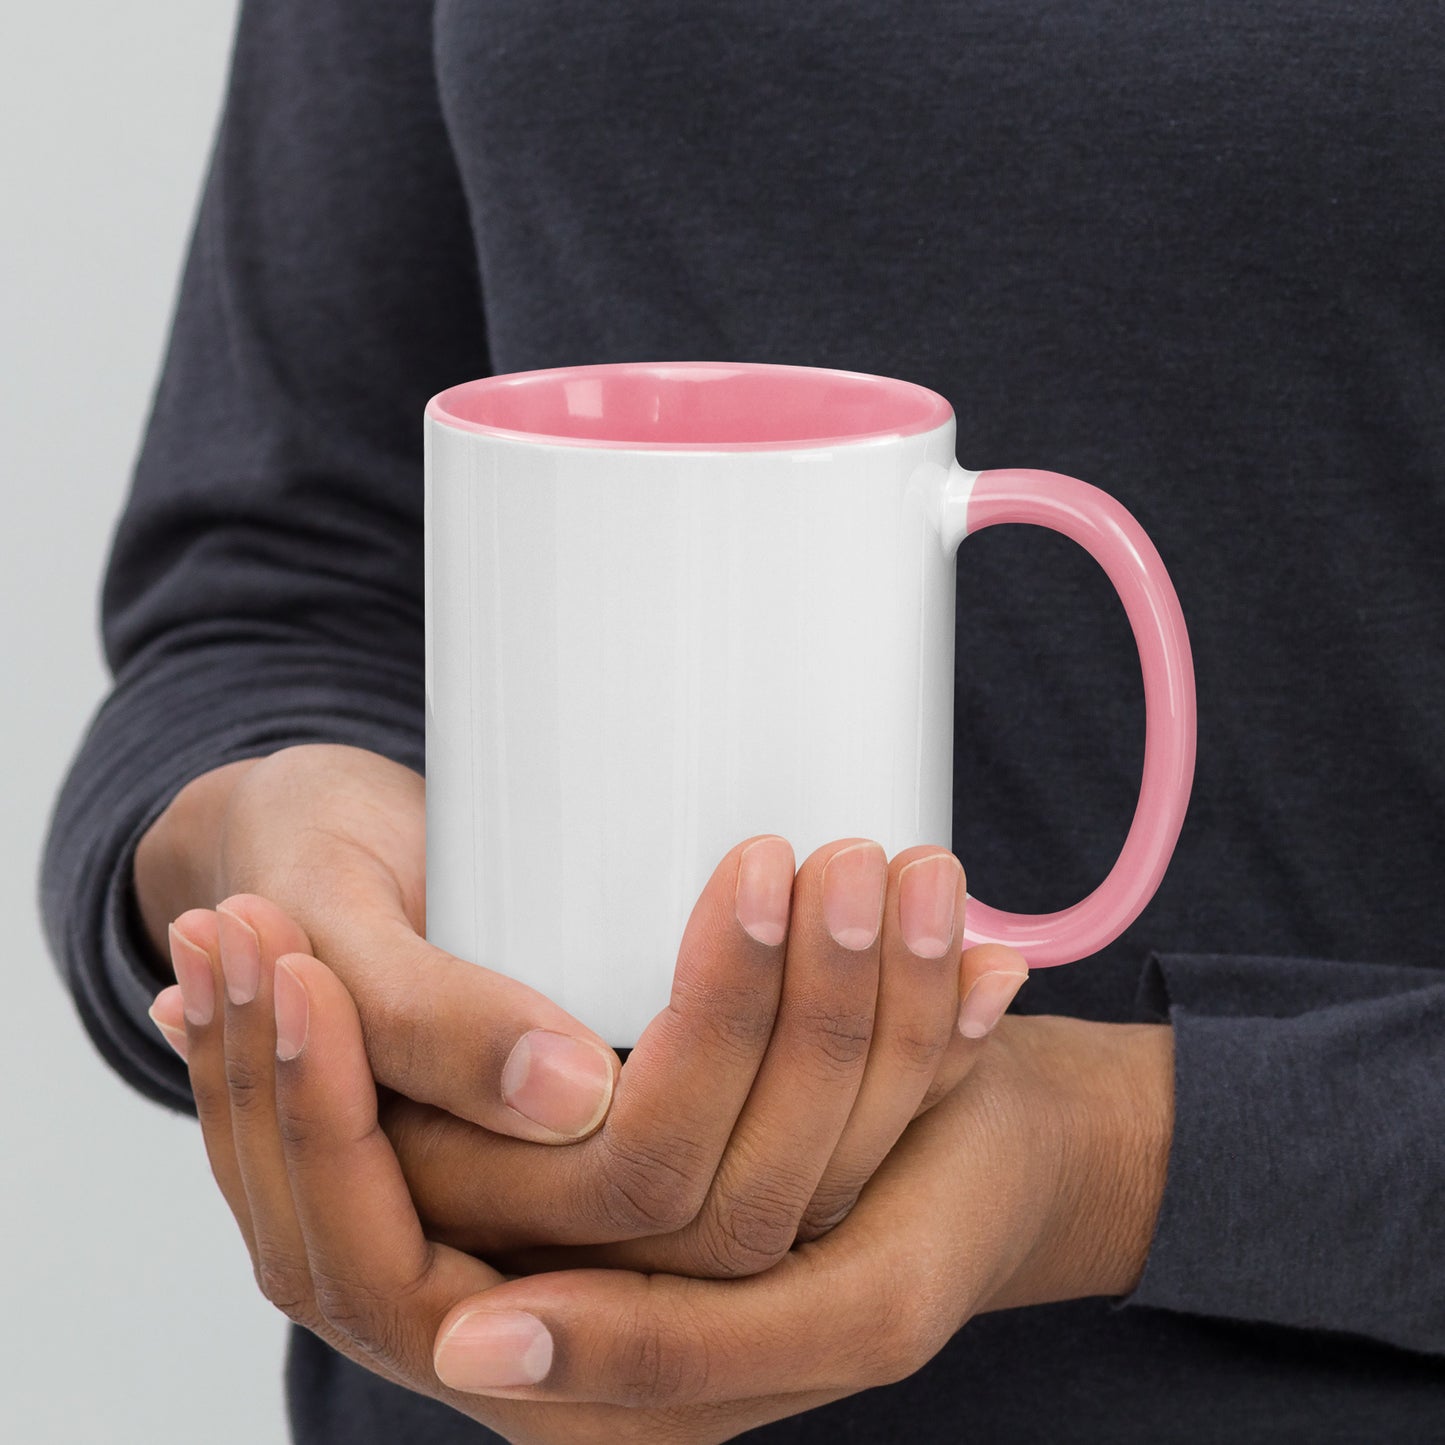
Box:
left=39, top=0, right=1445, bottom=1439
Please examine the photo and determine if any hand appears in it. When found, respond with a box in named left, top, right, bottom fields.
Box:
left=152, top=830, right=1029, bottom=1275
left=379, top=836, right=1027, bottom=1275
left=136, top=744, right=621, bottom=1143
left=147, top=941, right=1171, bottom=1444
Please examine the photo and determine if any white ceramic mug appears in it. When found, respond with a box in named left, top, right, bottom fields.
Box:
left=425, top=361, right=1196, bottom=1047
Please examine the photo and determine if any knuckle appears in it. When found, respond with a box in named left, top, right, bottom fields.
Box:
left=667, top=979, right=776, bottom=1059
left=278, top=1105, right=383, bottom=1160
left=613, top=1305, right=710, bottom=1408
left=692, top=1187, right=799, bottom=1277
left=794, top=1002, right=874, bottom=1074
left=795, top=1188, right=860, bottom=1243
left=865, top=1262, right=953, bottom=1386
left=310, top=1264, right=419, bottom=1362
left=276, top=1103, right=329, bottom=1155
left=597, top=1132, right=710, bottom=1235
left=223, top=1052, right=272, bottom=1115
left=255, top=1255, right=319, bottom=1328
left=191, top=1077, right=233, bottom=1136
left=888, top=1015, right=954, bottom=1075
left=312, top=1281, right=384, bottom=1353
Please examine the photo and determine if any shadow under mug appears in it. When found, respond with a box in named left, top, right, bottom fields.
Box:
left=424, top=361, right=1196, bottom=1048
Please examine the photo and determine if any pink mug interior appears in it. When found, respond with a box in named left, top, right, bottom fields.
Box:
left=426, top=360, right=953, bottom=450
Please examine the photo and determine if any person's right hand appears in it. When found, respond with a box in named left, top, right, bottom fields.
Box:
left=144, top=742, right=1028, bottom=1277
left=136, top=743, right=622, bottom=1144
left=367, top=838, right=1026, bottom=1276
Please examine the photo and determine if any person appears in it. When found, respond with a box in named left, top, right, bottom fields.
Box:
left=40, top=1, right=1445, bottom=1441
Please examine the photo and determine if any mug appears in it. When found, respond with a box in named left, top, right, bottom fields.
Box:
left=424, top=361, right=1195, bottom=1047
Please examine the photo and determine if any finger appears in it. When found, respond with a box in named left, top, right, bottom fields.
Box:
left=166, top=910, right=259, bottom=1257
left=271, top=950, right=599, bottom=1429
left=162, top=908, right=419, bottom=1394
left=578, top=834, right=793, bottom=1236
left=910, top=943, right=1029, bottom=1118
left=429, top=1243, right=922, bottom=1408
left=213, top=895, right=324, bottom=1314
left=428, top=1081, right=995, bottom=1410
left=955, top=943, right=1030, bottom=1040
left=672, top=838, right=885, bottom=1276
left=486, top=840, right=887, bottom=1276
left=147, top=983, right=189, bottom=1062
left=280, top=1011, right=798, bottom=1445
left=311, top=901, right=620, bottom=1146
left=387, top=836, right=795, bottom=1254
left=488, top=842, right=895, bottom=1278
left=796, top=846, right=965, bottom=1241
left=271, top=950, right=506, bottom=1383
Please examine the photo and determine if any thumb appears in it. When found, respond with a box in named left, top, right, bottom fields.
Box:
left=348, top=914, right=622, bottom=1144
left=226, top=892, right=620, bottom=1144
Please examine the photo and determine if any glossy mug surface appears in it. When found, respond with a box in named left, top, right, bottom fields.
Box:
left=424, top=361, right=1196, bottom=1047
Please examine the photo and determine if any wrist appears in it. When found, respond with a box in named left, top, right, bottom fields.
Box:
left=983, top=1014, right=1174, bottom=1311
left=133, top=757, right=261, bottom=964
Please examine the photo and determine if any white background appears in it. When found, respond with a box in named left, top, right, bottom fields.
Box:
left=0, top=5, right=291, bottom=1441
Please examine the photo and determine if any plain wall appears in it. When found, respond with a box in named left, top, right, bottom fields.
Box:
left=0, top=5, right=291, bottom=1441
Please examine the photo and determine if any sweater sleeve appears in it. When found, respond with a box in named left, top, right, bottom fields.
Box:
left=38, top=0, right=486, bottom=1114
left=1116, top=951, right=1445, bottom=1357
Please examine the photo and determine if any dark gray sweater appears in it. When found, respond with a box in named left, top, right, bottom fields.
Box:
left=40, top=2, right=1445, bottom=1440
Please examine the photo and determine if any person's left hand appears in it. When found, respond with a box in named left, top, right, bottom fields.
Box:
left=146, top=935, right=1172, bottom=1443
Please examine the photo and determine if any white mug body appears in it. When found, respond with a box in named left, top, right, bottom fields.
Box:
left=425, top=405, right=963, bottom=1046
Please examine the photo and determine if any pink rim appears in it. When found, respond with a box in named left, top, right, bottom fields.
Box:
left=961, top=469, right=1197, bottom=966
left=425, top=360, right=954, bottom=451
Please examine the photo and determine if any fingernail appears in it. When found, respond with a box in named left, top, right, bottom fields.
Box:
left=897, top=854, right=960, bottom=958
left=216, top=906, right=261, bottom=1005
left=501, top=1030, right=615, bottom=1138
left=273, top=960, right=309, bottom=1061
left=735, top=836, right=793, bottom=946
left=434, top=1309, right=553, bottom=1391
left=169, top=924, right=215, bottom=1026
left=148, top=986, right=189, bottom=1061
left=821, top=842, right=887, bottom=951
left=958, top=971, right=1027, bottom=1038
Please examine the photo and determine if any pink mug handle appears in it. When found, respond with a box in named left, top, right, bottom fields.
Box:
left=946, top=465, right=1197, bottom=966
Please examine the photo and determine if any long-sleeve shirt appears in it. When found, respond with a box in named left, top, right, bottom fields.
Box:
left=39, top=2, right=1445, bottom=1440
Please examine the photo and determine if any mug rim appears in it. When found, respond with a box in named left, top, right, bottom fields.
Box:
left=425, top=360, right=954, bottom=452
